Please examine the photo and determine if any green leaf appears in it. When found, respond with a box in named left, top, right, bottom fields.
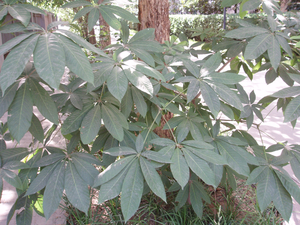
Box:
left=225, top=27, right=268, bottom=39
left=275, top=169, right=300, bottom=205
left=62, top=0, right=91, bottom=8
left=72, top=156, right=98, bottom=186
left=88, top=7, right=99, bottom=32
left=221, top=0, right=242, bottom=7
left=57, top=29, right=107, bottom=57
left=8, top=5, right=30, bottom=26
left=0, top=34, right=39, bottom=93
left=99, top=6, right=121, bottom=30
left=242, top=0, right=261, bottom=11
left=0, top=6, right=7, bottom=20
left=124, top=69, right=153, bottom=96
left=187, top=80, right=200, bottom=103
left=0, top=33, right=34, bottom=55
left=271, top=86, right=300, bottom=98
left=268, top=35, right=280, bottom=71
left=244, top=33, right=272, bottom=60
left=170, top=148, right=189, bottom=189
left=200, top=52, right=222, bottom=76
left=70, top=93, right=83, bottom=110
left=183, top=148, right=217, bottom=188
left=101, top=104, right=124, bottom=141
left=94, top=155, right=135, bottom=187
left=65, top=161, right=90, bottom=214
left=107, top=66, right=128, bottom=102
left=276, top=34, right=293, bottom=57
left=131, top=86, right=147, bottom=117
left=256, top=168, right=276, bottom=211
left=33, top=34, right=65, bottom=89
left=43, top=162, right=65, bottom=220
left=180, top=58, right=200, bottom=78
left=209, top=82, right=243, bottom=111
left=26, top=163, right=58, bottom=196
left=190, top=182, right=204, bottom=218
left=104, top=5, right=139, bottom=23
left=0, top=148, right=30, bottom=165
left=28, top=78, right=59, bottom=124
left=284, top=95, right=300, bottom=122
left=28, top=114, right=44, bottom=142
left=129, top=28, right=155, bottom=43
left=141, top=151, right=172, bottom=163
left=7, top=82, right=33, bottom=142
left=0, top=23, right=27, bottom=33
left=34, top=153, right=65, bottom=167
left=151, top=138, right=176, bottom=147
left=0, top=82, right=18, bottom=118
left=61, top=105, right=93, bottom=135
left=121, top=160, right=144, bottom=222
left=216, top=140, right=249, bottom=176
left=16, top=204, right=33, bottom=225
left=129, top=41, right=163, bottom=53
left=57, top=35, right=94, bottom=84
left=186, top=147, right=227, bottom=165
left=71, top=152, right=102, bottom=165
left=97, top=170, right=126, bottom=204
left=1, top=169, right=22, bottom=189
left=200, top=81, right=220, bottom=117
left=104, top=147, right=137, bottom=156
left=21, top=4, right=46, bottom=15
left=80, top=105, right=101, bottom=144
left=205, top=72, right=246, bottom=84
left=140, top=157, right=166, bottom=202
left=246, top=166, right=268, bottom=185
left=272, top=173, right=292, bottom=221
left=73, top=6, right=93, bottom=21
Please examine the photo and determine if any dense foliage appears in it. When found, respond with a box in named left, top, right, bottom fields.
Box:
left=1, top=0, right=300, bottom=224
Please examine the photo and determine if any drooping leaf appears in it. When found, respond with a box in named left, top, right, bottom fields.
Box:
left=0, top=82, right=18, bottom=118
left=88, top=7, right=100, bottom=32
left=65, top=161, right=90, bottom=214
left=0, top=33, right=34, bottom=57
left=183, top=148, right=217, bottom=188
left=0, top=34, right=39, bottom=93
left=190, top=182, right=204, bottom=218
left=61, top=105, right=93, bottom=135
left=200, top=81, right=220, bottom=117
left=93, top=155, right=136, bottom=187
left=1, top=169, right=22, bottom=189
left=131, top=86, right=147, bottom=117
left=104, top=5, right=139, bottom=23
left=80, top=105, right=101, bottom=144
left=33, top=33, right=65, bottom=89
left=244, top=33, right=273, bottom=60
left=187, top=80, right=200, bottom=103
left=107, top=66, right=128, bottom=102
left=8, top=5, right=31, bottom=26
left=7, top=82, right=33, bottom=142
left=267, top=35, right=281, bottom=71
left=140, top=157, right=166, bottom=202
left=28, top=78, right=59, bottom=124
left=121, top=159, right=144, bottom=222
left=99, top=6, right=121, bottom=30
left=284, top=95, right=300, bottom=122
left=170, top=148, right=189, bottom=189
left=43, top=161, right=65, bottom=220
left=57, top=35, right=94, bottom=84
left=25, top=162, right=59, bottom=196
left=28, top=114, right=44, bottom=142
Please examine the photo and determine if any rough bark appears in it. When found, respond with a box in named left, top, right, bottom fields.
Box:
left=138, top=0, right=170, bottom=44
left=98, top=0, right=111, bottom=49
left=280, top=0, right=292, bottom=12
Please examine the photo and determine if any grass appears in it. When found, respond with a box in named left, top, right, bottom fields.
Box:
left=62, top=179, right=284, bottom=225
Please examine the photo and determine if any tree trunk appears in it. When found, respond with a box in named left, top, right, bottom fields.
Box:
left=280, top=0, right=292, bottom=12
left=138, top=0, right=172, bottom=139
left=138, top=0, right=170, bottom=44
left=98, top=0, right=111, bottom=49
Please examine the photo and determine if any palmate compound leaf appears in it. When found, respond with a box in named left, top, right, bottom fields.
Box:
left=121, top=159, right=144, bottom=222
left=170, top=148, right=190, bottom=189
left=43, top=161, right=65, bottom=220
left=7, top=81, right=33, bottom=142
left=33, top=33, right=65, bottom=90
left=55, top=34, right=94, bottom=85
left=65, top=161, right=90, bottom=214
left=28, top=78, right=59, bottom=124
left=140, top=156, right=166, bottom=202
left=80, top=105, right=101, bottom=144
left=0, top=34, right=39, bottom=93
